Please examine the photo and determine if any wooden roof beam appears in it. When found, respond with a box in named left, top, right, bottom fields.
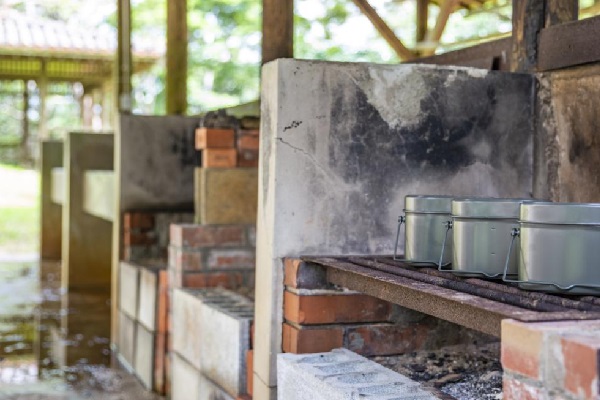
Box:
left=421, top=0, right=459, bottom=55
left=350, top=0, right=416, bottom=60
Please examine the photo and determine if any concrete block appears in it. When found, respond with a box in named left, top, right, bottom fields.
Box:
left=277, top=348, right=437, bottom=400
left=134, top=322, right=167, bottom=394
left=83, top=170, right=115, bottom=221
left=62, top=132, right=113, bottom=290
left=51, top=167, right=65, bottom=205
left=172, top=288, right=253, bottom=396
left=138, top=265, right=168, bottom=332
left=40, top=141, right=63, bottom=260
left=119, top=261, right=139, bottom=319
left=118, top=311, right=136, bottom=369
left=254, top=59, right=535, bottom=394
left=171, top=352, right=235, bottom=400
left=195, top=167, right=258, bottom=225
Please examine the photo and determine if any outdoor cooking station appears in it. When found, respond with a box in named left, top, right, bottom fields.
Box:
left=302, top=256, right=600, bottom=337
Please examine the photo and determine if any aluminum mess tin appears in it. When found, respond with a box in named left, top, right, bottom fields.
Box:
left=450, top=198, right=527, bottom=278
left=513, top=202, right=600, bottom=295
left=402, top=195, right=453, bottom=266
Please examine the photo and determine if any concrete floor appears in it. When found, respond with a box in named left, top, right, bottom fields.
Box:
left=0, top=259, right=161, bottom=399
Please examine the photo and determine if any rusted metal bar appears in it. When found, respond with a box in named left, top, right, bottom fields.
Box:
left=303, top=256, right=600, bottom=338
left=347, top=257, right=568, bottom=312
left=375, top=257, right=600, bottom=312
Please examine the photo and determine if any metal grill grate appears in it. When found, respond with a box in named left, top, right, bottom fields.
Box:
left=302, top=256, right=600, bottom=337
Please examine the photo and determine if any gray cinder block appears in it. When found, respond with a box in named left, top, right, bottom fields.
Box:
left=278, top=348, right=438, bottom=400
left=172, top=288, right=253, bottom=397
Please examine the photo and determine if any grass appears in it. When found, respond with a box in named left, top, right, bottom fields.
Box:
left=0, top=164, right=39, bottom=255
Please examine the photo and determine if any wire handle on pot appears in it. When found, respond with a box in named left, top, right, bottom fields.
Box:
left=393, top=215, right=406, bottom=261
left=502, top=228, right=600, bottom=291
left=502, top=228, right=520, bottom=283
left=437, top=220, right=453, bottom=270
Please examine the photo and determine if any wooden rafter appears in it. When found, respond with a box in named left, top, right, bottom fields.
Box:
left=421, top=0, right=459, bottom=55
left=350, top=0, right=415, bottom=60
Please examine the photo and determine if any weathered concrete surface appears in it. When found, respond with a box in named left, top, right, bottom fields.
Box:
left=278, top=348, right=436, bottom=400
left=118, top=311, right=136, bottom=369
left=195, top=167, right=259, bottom=224
left=62, top=132, right=114, bottom=290
left=40, top=141, right=63, bottom=261
left=51, top=168, right=65, bottom=205
left=119, top=261, right=139, bottom=320
left=171, top=352, right=236, bottom=400
left=534, top=65, right=600, bottom=202
left=255, top=59, right=535, bottom=395
left=134, top=322, right=154, bottom=390
left=118, top=114, right=200, bottom=211
left=172, top=288, right=253, bottom=396
left=83, top=170, right=115, bottom=221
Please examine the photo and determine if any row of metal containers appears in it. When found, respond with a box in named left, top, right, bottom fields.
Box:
left=394, top=195, right=600, bottom=295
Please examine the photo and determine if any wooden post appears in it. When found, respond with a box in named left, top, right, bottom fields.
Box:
left=416, top=0, right=429, bottom=44
left=512, top=0, right=578, bottom=72
left=545, top=0, right=578, bottom=27
left=262, top=0, right=294, bottom=64
left=38, top=61, right=48, bottom=140
left=21, top=80, right=29, bottom=162
left=117, top=0, right=132, bottom=113
left=166, top=0, right=188, bottom=115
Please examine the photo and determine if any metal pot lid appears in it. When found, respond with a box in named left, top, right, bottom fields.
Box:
left=520, top=202, right=600, bottom=225
left=452, top=198, right=530, bottom=219
left=404, top=195, right=453, bottom=213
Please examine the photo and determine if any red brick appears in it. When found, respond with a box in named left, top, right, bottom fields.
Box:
left=503, top=376, right=545, bottom=400
left=123, top=212, right=155, bottom=230
left=238, top=135, right=259, bottom=151
left=168, top=246, right=203, bottom=271
left=207, top=249, right=255, bottom=270
left=157, top=270, right=169, bottom=333
left=182, top=271, right=244, bottom=289
left=170, top=224, right=245, bottom=248
left=236, top=396, right=252, bottom=400
left=282, top=323, right=344, bottom=354
left=195, top=127, right=235, bottom=149
left=561, top=334, right=600, bottom=399
left=164, top=353, right=171, bottom=396
left=240, top=129, right=259, bottom=137
left=501, top=320, right=543, bottom=379
left=284, top=291, right=390, bottom=325
left=203, top=148, right=237, bottom=168
left=246, top=349, right=253, bottom=396
left=123, top=229, right=157, bottom=246
left=154, top=331, right=167, bottom=394
left=238, top=149, right=259, bottom=167
left=344, top=323, right=431, bottom=356
left=284, top=258, right=329, bottom=289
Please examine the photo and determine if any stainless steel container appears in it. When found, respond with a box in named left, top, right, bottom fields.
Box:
left=510, top=202, right=600, bottom=295
left=395, top=195, right=453, bottom=266
left=450, top=198, right=527, bottom=278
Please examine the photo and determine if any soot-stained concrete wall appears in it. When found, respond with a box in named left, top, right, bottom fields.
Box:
left=254, top=59, right=534, bottom=398
left=119, top=114, right=200, bottom=211
left=534, top=65, right=600, bottom=202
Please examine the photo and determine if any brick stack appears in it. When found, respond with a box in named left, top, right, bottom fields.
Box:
left=171, top=288, right=254, bottom=400
left=168, top=224, right=256, bottom=291
left=502, top=319, right=600, bottom=400
left=117, top=260, right=169, bottom=395
left=195, top=126, right=259, bottom=169
left=123, top=211, right=194, bottom=262
left=282, top=258, right=464, bottom=356
left=194, top=126, right=258, bottom=225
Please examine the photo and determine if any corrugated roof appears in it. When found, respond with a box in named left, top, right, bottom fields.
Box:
left=0, top=10, right=159, bottom=59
